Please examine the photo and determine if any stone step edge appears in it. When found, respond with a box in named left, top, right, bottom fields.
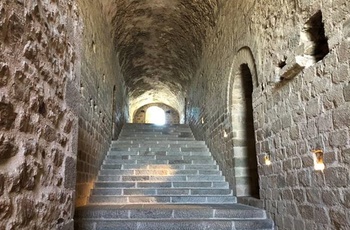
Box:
left=95, top=180, right=226, bottom=183
left=75, top=218, right=268, bottom=221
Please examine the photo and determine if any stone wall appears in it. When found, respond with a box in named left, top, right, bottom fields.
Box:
left=188, top=0, right=350, bottom=229
left=75, top=0, right=128, bottom=207
left=0, top=0, right=81, bottom=229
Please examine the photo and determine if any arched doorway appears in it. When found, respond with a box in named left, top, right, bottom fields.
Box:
left=231, top=63, right=259, bottom=198
left=133, top=103, right=180, bottom=124
left=145, top=106, right=166, bottom=125
left=227, top=47, right=259, bottom=199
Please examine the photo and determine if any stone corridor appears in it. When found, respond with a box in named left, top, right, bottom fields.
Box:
left=0, top=0, right=350, bottom=229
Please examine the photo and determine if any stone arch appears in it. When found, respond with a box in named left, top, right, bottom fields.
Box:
left=227, top=47, right=259, bottom=198
left=133, top=103, right=180, bottom=124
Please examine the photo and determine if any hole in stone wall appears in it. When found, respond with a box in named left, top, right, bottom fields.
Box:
left=301, top=10, right=329, bottom=62
left=92, top=41, right=96, bottom=53
left=312, top=150, right=325, bottom=171
left=278, top=60, right=286, bottom=68
left=80, top=84, right=84, bottom=95
left=38, top=101, right=47, bottom=116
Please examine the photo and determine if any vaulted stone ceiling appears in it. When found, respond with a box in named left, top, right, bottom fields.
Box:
left=104, top=0, right=219, bottom=118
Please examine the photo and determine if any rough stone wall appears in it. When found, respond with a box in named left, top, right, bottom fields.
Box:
left=188, top=0, right=350, bottom=229
left=0, top=0, right=81, bottom=229
left=133, top=103, right=180, bottom=124
left=75, top=0, right=128, bottom=207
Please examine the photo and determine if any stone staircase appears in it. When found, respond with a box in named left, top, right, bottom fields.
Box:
left=75, top=123, right=274, bottom=230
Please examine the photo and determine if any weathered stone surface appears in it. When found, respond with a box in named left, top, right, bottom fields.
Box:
left=65, top=157, right=76, bottom=189
left=0, top=199, right=12, bottom=220
left=0, top=63, right=9, bottom=87
left=15, top=197, right=36, bottom=227
left=0, top=175, right=5, bottom=196
left=0, top=0, right=81, bottom=228
left=343, top=18, right=350, bottom=39
left=0, top=136, right=18, bottom=160
left=344, top=84, right=350, bottom=102
left=0, top=102, right=17, bottom=130
left=324, top=167, right=349, bottom=187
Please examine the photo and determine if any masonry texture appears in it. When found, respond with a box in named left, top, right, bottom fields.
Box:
left=187, top=1, right=350, bottom=229
left=1, top=0, right=349, bottom=230
left=0, top=0, right=81, bottom=229
left=75, top=0, right=128, bottom=207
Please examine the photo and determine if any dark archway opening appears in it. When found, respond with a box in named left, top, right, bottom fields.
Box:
left=232, top=64, right=259, bottom=198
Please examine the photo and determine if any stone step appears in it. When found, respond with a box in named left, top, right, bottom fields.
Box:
left=97, top=175, right=226, bottom=182
left=75, top=219, right=274, bottom=230
left=98, top=164, right=219, bottom=170
left=121, top=137, right=196, bottom=141
left=105, top=154, right=211, bottom=160
left=112, top=140, right=206, bottom=145
left=102, top=158, right=216, bottom=165
left=91, top=188, right=233, bottom=196
left=88, top=195, right=237, bottom=204
left=98, top=169, right=222, bottom=176
left=111, top=141, right=206, bottom=147
left=75, top=203, right=267, bottom=220
left=106, top=151, right=211, bottom=157
left=94, top=181, right=229, bottom=189
left=109, top=147, right=209, bottom=152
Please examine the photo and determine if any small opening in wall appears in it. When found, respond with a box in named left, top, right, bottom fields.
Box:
left=278, top=60, right=286, bottom=68
left=301, top=11, right=329, bottom=62
left=92, top=41, right=96, bottom=53
left=80, top=84, right=84, bottom=95
left=312, top=150, right=325, bottom=171
left=264, top=155, right=271, bottom=166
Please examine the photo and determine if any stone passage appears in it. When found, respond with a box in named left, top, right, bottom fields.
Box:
left=75, top=124, right=274, bottom=230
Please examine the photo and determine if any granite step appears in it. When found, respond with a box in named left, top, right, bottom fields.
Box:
left=75, top=204, right=273, bottom=230
left=88, top=195, right=237, bottom=204
left=98, top=164, right=219, bottom=170
left=97, top=174, right=226, bottom=182
left=98, top=169, right=222, bottom=176
left=94, top=181, right=230, bottom=189
left=76, top=124, right=274, bottom=230
left=91, top=188, right=233, bottom=196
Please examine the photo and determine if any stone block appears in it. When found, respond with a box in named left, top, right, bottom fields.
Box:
left=0, top=137, right=18, bottom=160
left=344, top=84, right=350, bottom=102
left=306, top=189, right=322, bottom=204
left=298, top=205, right=314, bottom=220
left=330, top=209, right=347, bottom=228
left=324, top=167, right=349, bottom=187
left=342, top=148, right=350, bottom=164
left=293, top=189, right=305, bottom=203
left=298, top=170, right=311, bottom=187
left=332, top=64, right=349, bottom=83
left=322, top=190, right=340, bottom=206
left=0, top=174, right=5, bottom=197
left=0, top=102, right=17, bottom=130
left=343, top=18, right=350, bottom=39
left=64, top=157, right=76, bottom=189
left=328, top=130, right=349, bottom=148
left=290, top=126, right=300, bottom=140
left=333, top=104, right=350, bottom=129
left=317, top=114, right=333, bottom=133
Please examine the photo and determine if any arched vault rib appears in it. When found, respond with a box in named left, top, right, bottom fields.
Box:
left=104, top=0, right=219, bottom=117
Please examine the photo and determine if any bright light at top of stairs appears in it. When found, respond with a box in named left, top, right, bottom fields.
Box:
left=146, top=106, right=166, bottom=125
